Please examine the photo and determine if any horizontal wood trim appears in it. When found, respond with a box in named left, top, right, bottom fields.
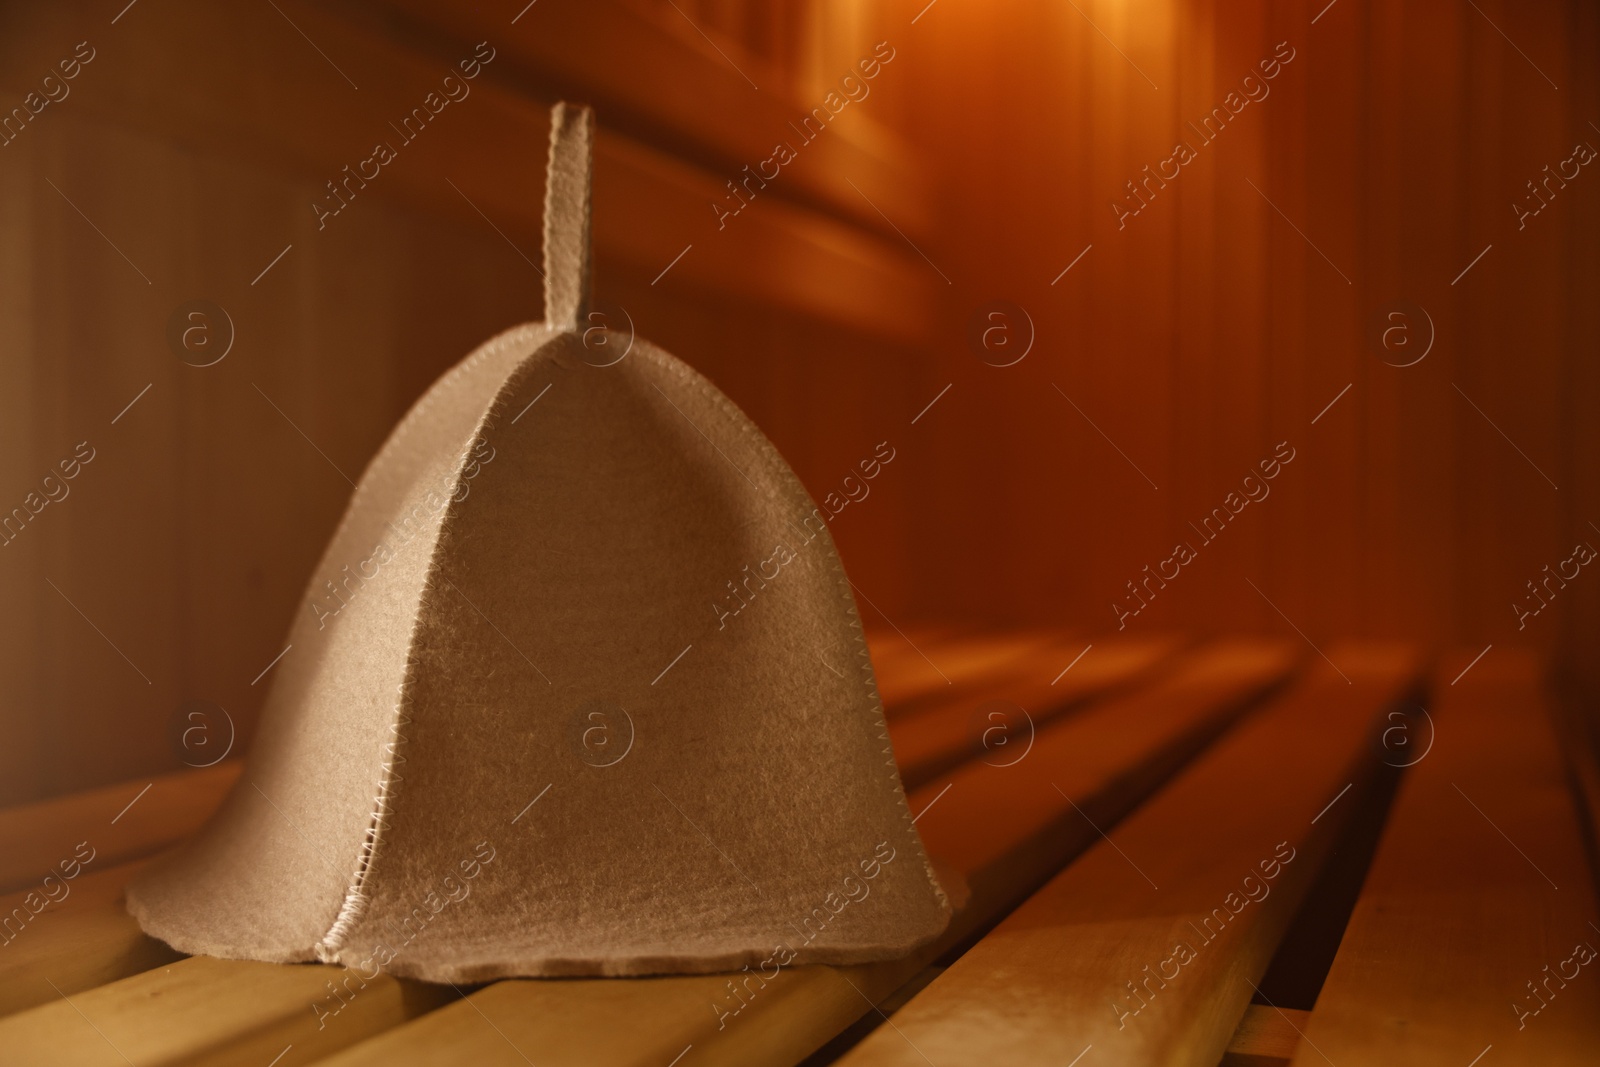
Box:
left=360, top=0, right=934, bottom=240
left=0, top=1, right=938, bottom=344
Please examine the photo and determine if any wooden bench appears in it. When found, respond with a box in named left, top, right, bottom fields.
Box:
left=1, top=633, right=1595, bottom=1065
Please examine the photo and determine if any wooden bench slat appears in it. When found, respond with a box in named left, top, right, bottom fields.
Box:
left=0, top=631, right=1029, bottom=1031
left=0, top=636, right=1291, bottom=1067
left=306, top=639, right=1297, bottom=1067
left=1289, top=650, right=1600, bottom=1066
left=0, top=860, right=177, bottom=1015
left=915, top=639, right=1298, bottom=941
left=0, top=634, right=1047, bottom=1032
left=11, top=640, right=1586, bottom=1066
left=835, top=643, right=1419, bottom=1066
left=871, top=630, right=1065, bottom=719
left=0, top=762, right=241, bottom=895
left=0, top=954, right=455, bottom=1067
left=861, top=624, right=970, bottom=706
left=860, top=623, right=953, bottom=675
left=0, top=635, right=1064, bottom=1064
left=889, top=635, right=1187, bottom=790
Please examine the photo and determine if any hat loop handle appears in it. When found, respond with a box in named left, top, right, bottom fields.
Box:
left=543, top=102, right=593, bottom=332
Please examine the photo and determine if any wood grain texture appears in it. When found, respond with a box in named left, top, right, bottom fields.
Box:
left=0, top=860, right=177, bottom=1015
left=835, top=644, right=1418, bottom=1066
left=1288, top=649, right=1600, bottom=1066
left=0, top=954, right=456, bottom=1067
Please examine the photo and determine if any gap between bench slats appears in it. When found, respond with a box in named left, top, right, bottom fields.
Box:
left=1287, top=649, right=1600, bottom=1066
left=834, top=642, right=1419, bottom=1067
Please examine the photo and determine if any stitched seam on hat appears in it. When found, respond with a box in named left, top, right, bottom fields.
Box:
left=298, top=323, right=549, bottom=623
left=643, top=345, right=952, bottom=913
left=314, top=325, right=548, bottom=961
left=317, top=693, right=411, bottom=960
left=338, top=324, right=547, bottom=520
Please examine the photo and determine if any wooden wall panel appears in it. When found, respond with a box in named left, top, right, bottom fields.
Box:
left=0, top=141, right=44, bottom=802
left=1207, top=0, right=1274, bottom=634
left=1260, top=0, right=1314, bottom=637
left=0, top=0, right=1595, bottom=802
left=1562, top=0, right=1600, bottom=705
left=0, top=0, right=934, bottom=803
left=865, top=0, right=1595, bottom=668
left=1298, top=1, right=1368, bottom=641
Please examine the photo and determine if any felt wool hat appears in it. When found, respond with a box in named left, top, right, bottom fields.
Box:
left=126, top=104, right=952, bottom=982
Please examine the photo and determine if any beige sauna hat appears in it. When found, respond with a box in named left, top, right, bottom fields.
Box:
left=126, top=103, right=952, bottom=982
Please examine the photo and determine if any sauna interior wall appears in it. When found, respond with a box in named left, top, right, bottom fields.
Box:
left=0, top=0, right=1593, bottom=803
